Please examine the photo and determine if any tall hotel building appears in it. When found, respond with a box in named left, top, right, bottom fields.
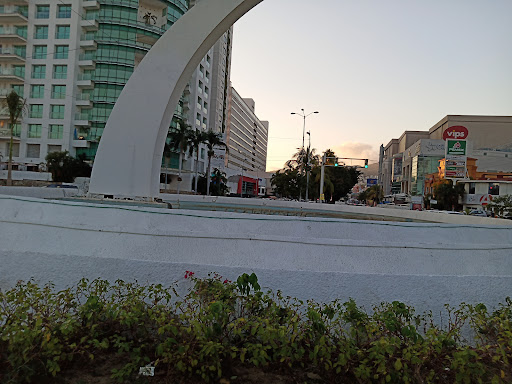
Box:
left=226, top=85, right=268, bottom=173
left=0, top=0, right=233, bottom=192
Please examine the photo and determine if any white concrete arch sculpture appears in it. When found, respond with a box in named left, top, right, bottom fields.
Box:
left=89, top=0, right=263, bottom=199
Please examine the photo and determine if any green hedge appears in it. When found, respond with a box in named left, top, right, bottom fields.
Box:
left=0, top=273, right=510, bottom=383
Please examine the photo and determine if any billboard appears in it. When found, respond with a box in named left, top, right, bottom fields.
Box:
left=446, top=140, right=467, bottom=156
left=366, top=179, right=378, bottom=187
left=445, top=140, right=467, bottom=180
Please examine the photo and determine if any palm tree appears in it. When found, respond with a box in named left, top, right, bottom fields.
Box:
left=286, top=147, right=320, bottom=170
left=3, top=91, right=26, bottom=186
left=167, top=118, right=193, bottom=194
left=188, top=129, right=207, bottom=194
left=286, top=147, right=320, bottom=198
left=203, top=130, right=228, bottom=196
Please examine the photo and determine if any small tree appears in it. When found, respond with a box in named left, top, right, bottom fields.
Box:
left=45, top=151, right=91, bottom=182
left=204, top=130, right=228, bottom=196
left=188, top=129, right=207, bottom=194
left=487, top=194, right=512, bottom=217
left=4, top=91, right=26, bottom=186
left=433, top=180, right=465, bottom=211
left=209, top=168, right=228, bottom=196
left=167, top=119, right=193, bottom=195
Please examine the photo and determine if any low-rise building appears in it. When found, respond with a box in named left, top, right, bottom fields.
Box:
left=379, top=115, right=512, bottom=197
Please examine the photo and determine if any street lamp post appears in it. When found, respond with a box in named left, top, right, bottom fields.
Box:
left=306, top=131, right=311, bottom=201
left=291, top=109, right=319, bottom=201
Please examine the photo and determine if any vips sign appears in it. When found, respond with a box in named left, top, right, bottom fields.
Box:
left=444, top=140, right=467, bottom=180
left=444, top=126, right=468, bottom=181
left=443, top=126, right=469, bottom=141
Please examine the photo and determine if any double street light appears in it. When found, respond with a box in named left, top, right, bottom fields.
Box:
left=291, top=109, right=319, bottom=201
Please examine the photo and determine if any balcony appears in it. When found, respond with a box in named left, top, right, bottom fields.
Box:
left=80, top=33, right=97, bottom=49
left=0, top=127, right=21, bottom=142
left=77, top=74, right=94, bottom=89
left=76, top=93, right=93, bottom=108
left=82, top=0, right=100, bottom=10
left=81, top=18, right=99, bottom=31
left=0, top=68, right=24, bottom=82
left=74, top=113, right=90, bottom=127
left=97, top=17, right=167, bottom=36
left=0, top=48, right=25, bottom=63
left=0, top=27, right=27, bottom=43
left=78, top=53, right=96, bottom=69
left=72, top=139, right=90, bottom=148
left=0, top=6, right=28, bottom=23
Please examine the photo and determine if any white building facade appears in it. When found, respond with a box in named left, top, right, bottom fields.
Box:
left=226, top=85, right=268, bottom=173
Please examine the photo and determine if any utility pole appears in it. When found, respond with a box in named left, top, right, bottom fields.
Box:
left=306, top=131, right=311, bottom=201
left=291, top=109, right=319, bottom=201
left=319, top=153, right=326, bottom=203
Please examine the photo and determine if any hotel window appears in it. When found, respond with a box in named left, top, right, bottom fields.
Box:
left=36, top=5, right=50, bottom=19
left=11, top=85, right=23, bottom=97
left=29, top=104, right=43, bottom=118
left=30, top=85, right=45, bottom=99
left=195, top=113, right=201, bottom=126
left=32, top=45, right=47, bottom=59
left=50, top=105, right=65, bottom=119
left=469, top=182, right=476, bottom=194
left=48, top=144, right=62, bottom=153
left=34, top=25, right=48, bottom=39
left=28, top=124, right=42, bottom=138
left=54, top=45, right=69, bottom=59
left=52, top=85, right=66, bottom=99
left=197, top=96, right=202, bottom=110
left=53, top=65, right=67, bottom=79
left=48, top=124, right=63, bottom=139
left=12, top=65, right=24, bottom=78
left=10, top=123, right=21, bottom=137
left=57, top=5, right=71, bottom=18
left=31, top=65, right=46, bottom=79
left=55, top=25, right=70, bottom=39
left=202, top=117, right=207, bottom=129
left=26, top=144, right=41, bottom=158
left=7, top=142, right=20, bottom=157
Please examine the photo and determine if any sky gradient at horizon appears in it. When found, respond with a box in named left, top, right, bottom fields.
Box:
left=229, top=0, right=512, bottom=171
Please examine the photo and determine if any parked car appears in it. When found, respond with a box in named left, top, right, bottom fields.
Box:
left=468, top=210, right=487, bottom=217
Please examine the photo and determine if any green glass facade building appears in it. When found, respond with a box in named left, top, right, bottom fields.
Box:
left=76, top=0, right=188, bottom=160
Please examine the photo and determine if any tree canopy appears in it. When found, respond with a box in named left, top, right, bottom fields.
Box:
left=271, top=149, right=361, bottom=201
left=45, top=151, right=91, bottom=183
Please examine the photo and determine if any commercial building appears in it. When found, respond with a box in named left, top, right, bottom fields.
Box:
left=379, top=115, right=512, bottom=196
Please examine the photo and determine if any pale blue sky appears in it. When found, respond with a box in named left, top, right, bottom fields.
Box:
left=229, top=0, right=512, bottom=170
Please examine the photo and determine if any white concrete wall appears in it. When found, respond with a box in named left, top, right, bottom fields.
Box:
left=161, top=193, right=512, bottom=226
left=0, top=186, right=78, bottom=198
left=1, top=196, right=511, bottom=320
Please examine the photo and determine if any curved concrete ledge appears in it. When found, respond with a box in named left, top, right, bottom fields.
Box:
left=1, top=196, right=511, bottom=317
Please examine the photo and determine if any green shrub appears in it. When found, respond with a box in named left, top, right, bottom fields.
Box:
left=0, top=274, right=510, bottom=383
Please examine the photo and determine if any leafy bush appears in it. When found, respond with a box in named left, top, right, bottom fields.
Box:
left=0, top=274, right=510, bottom=383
